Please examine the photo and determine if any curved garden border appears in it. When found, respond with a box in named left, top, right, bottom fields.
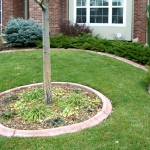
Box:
left=0, top=82, right=112, bottom=137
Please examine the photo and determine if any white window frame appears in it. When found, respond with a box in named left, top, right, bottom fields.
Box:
left=74, top=0, right=126, bottom=27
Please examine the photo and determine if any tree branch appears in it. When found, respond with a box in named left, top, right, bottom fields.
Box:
left=34, top=0, right=46, bottom=10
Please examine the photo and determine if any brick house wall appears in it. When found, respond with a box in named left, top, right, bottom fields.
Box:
left=134, top=0, right=147, bottom=43
left=1, top=0, right=149, bottom=43
left=29, top=0, right=148, bottom=42
left=2, top=0, right=24, bottom=28
left=29, top=0, right=67, bottom=35
left=13, top=0, right=25, bottom=19
left=2, top=0, right=14, bottom=26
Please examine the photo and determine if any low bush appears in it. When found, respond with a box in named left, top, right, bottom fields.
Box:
left=4, top=18, right=42, bottom=47
left=36, top=34, right=150, bottom=65
left=59, top=21, right=92, bottom=36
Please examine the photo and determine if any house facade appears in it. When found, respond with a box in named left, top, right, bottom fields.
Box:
left=0, top=0, right=149, bottom=43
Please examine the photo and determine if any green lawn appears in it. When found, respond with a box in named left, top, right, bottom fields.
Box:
left=0, top=50, right=150, bottom=150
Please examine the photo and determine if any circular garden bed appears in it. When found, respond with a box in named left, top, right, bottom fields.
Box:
left=0, top=82, right=112, bottom=137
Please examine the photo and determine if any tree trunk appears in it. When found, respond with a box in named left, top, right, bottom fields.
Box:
left=148, top=84, right=150, bottom=94
left=42, top=0, right=52, bottom=104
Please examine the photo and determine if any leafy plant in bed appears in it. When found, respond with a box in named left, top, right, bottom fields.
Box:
left=0, top=86, right=102, bottom=130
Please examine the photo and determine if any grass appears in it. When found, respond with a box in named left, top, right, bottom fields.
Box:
left=0, top=50, right=150, bottom=149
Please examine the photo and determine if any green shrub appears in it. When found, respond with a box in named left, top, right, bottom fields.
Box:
left=4, top=18, right=42, bottom=47
left=36, top=34, right=150, bottom=65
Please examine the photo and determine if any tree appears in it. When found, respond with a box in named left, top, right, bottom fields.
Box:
left=34, top=0, right=52, bottom=104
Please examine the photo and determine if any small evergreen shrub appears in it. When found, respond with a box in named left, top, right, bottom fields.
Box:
left=4, top=18, right=42, bottom=47
left=59, top=21, right=92, bottom=36
left=36, top=34, right=150, bottom=65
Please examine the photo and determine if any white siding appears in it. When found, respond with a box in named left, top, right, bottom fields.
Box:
left=69, top=0, right=133, bottom=41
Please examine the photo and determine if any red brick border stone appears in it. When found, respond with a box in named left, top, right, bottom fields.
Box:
left=0, top=82, right=112, bottom=137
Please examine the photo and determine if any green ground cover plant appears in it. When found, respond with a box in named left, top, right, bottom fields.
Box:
left=0, top=50, right=150, bottom=149
left=36, top=34, right=150, bottom=65
left=1, top=86, right=100, bottom=129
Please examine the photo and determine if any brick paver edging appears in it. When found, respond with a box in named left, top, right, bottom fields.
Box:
left=0, top=82, right=112, bottom=137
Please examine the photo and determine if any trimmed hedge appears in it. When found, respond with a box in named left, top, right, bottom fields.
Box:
left=36, top=33, right=150, bottom=65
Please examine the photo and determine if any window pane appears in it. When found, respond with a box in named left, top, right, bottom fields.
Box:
left=90, top=16, right=108, bottom=23
left=77, top=8, right=86, bottom=15
left=118, top=16, right=123, bottom=23
left=77, top=0, right=81, bottom=6
left=118, top=0, right=123, bottom=6
left=90, top=0, right=108, bottom=6
left=103, top=8, right=108, bottom=15
left=112, top=0, right=117, bottom=6
left=77, top=8, right=81, bottom=15
left=103, top=16, right=108, bottom=23
left=103, top=0, right=108, bottom=6
left=77, top=8, right=86, bottom=23
left=77, top=0, right=87, bottom=6
left=90, top=16, right=101, bottom=23
left=90, top=0, right=102, bottom=6
left=112, top=8, right=123, bottom=16
left=112, top=16, right=123, bottom=24
left=90, top=8, right=108, bottom=23
left=112, top=0, right=123, bottom=6
left=77, top=16, right=86, bottom=23
left=112, top=8, right=123, bottom=24
left=82, top=0, right=87, bottom=6
left=90, top=8, right=102, bottom=15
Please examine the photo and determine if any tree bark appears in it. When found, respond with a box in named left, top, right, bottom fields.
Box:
left=35, top=0, right=52, bottom=104
left=42, top=0, right=52, bottom=104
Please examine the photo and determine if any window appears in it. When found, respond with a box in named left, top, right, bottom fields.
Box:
left=75, top=0, right=126, bottom=26
left=76, top=0, right=87, bottom=23
left=112, top=0, right=124, bottom=24
left=90, top=0, right=109, bottom=23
